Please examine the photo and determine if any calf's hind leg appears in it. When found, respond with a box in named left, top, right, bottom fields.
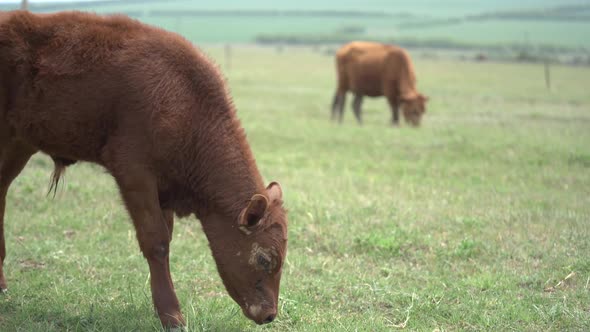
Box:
left=0, top=141, right=36, bottom=291
left=113, top=167, right=184, bottom=327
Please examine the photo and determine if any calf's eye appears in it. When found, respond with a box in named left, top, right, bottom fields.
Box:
left=257, top=254, right=271, bottom=270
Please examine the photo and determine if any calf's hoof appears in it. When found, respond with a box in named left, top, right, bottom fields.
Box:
left=0, top=277, right=7, bottom=293
left=167, top=327, right=186, bottom=332
left=159, top=312, right=185, bottom=330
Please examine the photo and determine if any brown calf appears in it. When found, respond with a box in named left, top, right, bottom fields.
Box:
left=0, top=11, right=288, bottom=327
left=331, top=41, right=428, bottom=126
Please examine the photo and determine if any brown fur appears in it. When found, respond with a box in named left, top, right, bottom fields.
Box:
left=0, top=11, right=287, bottom=327
left=331, top=41, right=428, bottom=126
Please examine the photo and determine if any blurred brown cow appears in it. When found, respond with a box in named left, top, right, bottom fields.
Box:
left=331, top=41, right=428, bottom=126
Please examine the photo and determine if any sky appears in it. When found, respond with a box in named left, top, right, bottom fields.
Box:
left=3, top=0, right=112, bottom=3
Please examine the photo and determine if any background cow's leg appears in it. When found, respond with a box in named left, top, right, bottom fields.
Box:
left=330, top=92, right=340, bottom=121
left=331, top=91, right=346, bottom=123
left=387, top=97, right=400, bottom=126
left=0, top=141, right=36, bottom=292
left=337, top=93, right=347, bottom=123
left=114, top=169, right=184, bottom=327
left=352, top=94, right=363, bottom=125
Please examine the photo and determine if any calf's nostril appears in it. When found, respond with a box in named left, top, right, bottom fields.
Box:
left=263, top=314, right=276, bottom=323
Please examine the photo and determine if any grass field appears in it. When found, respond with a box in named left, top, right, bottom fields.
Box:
left=1, top=45, right=589, bottom=331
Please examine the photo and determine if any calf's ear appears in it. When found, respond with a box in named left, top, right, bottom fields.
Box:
left=266, top=182, right=283, bottom=202
left=238, top=194, right=268, bottom=231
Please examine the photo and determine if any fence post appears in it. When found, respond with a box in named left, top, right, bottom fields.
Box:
left=21, top=0, right=29, bottom=10
left=224, top=44, right=232, bottom=71
left=544, top=60, right=551, bottom=91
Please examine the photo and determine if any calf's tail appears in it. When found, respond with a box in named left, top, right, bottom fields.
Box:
left=48, top=157, right=76, bottom=197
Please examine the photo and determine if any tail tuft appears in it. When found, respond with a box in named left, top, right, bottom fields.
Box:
left=48, top=157, right=72, bottom=197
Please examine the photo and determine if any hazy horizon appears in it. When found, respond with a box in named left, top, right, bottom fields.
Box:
left=1, top=0, right=588, bottom=50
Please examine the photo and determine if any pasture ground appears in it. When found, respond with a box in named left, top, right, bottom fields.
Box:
left=0, top=46, right=589, bottom=331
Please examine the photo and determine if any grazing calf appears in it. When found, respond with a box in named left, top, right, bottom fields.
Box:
left=0, top=11, right=288, bottom=327
left=331, top=41, right=428, bottom=126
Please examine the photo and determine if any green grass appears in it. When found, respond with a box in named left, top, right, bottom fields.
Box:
left=1, top=46, right=589, bottom=331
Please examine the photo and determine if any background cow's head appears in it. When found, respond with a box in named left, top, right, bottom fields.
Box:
left=401, top=93, right=428, bottom=126
left=201, top=182, right=287, bottom=325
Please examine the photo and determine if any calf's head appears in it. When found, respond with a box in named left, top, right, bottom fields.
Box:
left=400, top=93, right=428, bottom=126
left=201, top=182, right=287, bottom=324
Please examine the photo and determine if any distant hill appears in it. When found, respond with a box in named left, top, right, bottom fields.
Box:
left=1, top=0, right=588, bottom=49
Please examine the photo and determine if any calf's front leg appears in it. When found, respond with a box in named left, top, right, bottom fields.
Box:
left=114, top=169, right=184, bottom=327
